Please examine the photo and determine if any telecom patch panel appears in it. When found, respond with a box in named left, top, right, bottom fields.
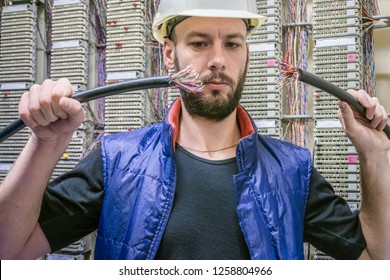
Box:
left=313, top=26, right=361, bottom=38
left=313, top=109, right=338, bottom=119
left=313, top=8, right=360, bottom=21
left=105, top=94, right=144, bottom=104
left=0, top=2, right=37, bottom=184
left=254, top=119, right=281, bottom=138
left=241, top=101, right=280, bottom=111
left=51, top=0, right=89, bottom=93
left=106, top=47, right=144, bottom=58
left=256, top=0, right=281, bottom=8
left=314, top=156, right=359, bottom=166
left=315, top=136, right=351, bottom=146
left=105, top=62, right=144, bottom=72
left=241, top=92, right=280, bottom=103
left=105, top=0, right=148, bottom=132
left=315, top=72, right=361, bottom=84
left=249, top=43, right=280, bottom=59
left=107, top=30, right=145, bottom=41
left=315, top=174, right=360, bottom=184
left=0, top=4, right=37, bottom=83
left=49, top=136, right=84, bottom=182
left=313, top=0, right=359, bottom=11
left=106, top=56, right=145, bottom=66
left=107, top=18, right=144, bottom=31
left=246, top=66, right=278, bottom=77
left=312, top=1, right=363, bottom=261
left=105, top=100, right=146, bottom=112
left=314, top=17, right=361, bottom=30
left=313, top=249, right=333, bottom=260
left=42, top=7, right=90, bottom=257
left=314, top=99, right=340, bottom=110
left=313, top=62, right=360, bottom=73
left=52, top=29, right=89, bottom=41
left=239, top=0, right=282, bottom=139
left=104, top=119, right=145, bottom=133
left=242, top=84, right=280, bottom=94
left=315, top=144, right=357, bottom=155
left=314, top=53, right=360, bottom=65
left=167, top=87, right=180, bottom=106
left=313, top=125, right=346, bottom=137
left=316, top=164, right=359, bottom=174
left=52, top=10, right=88, bottom=20
left=328, top=182, right=360, bottom=192
left=247, top=109, right=280, bottom=119
left=53, top=0, right=89, bottom=13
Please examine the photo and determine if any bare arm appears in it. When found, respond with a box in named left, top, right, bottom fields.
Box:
left=0, top=79, right=84, bottom=259
left=338, top=90, right=390, bottom=259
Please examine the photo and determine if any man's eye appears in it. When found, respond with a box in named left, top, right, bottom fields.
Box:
left=191, top=42, right=206, bottom=48
left=226, top=42, right=240, bottom=49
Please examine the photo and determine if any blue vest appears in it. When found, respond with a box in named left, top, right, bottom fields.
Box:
left=94, top=100, right=312, bottom=259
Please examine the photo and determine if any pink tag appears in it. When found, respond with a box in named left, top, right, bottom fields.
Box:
left=267, top=59, right=276, bottom=66
left=348, top=156, right=357, bottom=163
left=347, top=54, right=357, bottom=61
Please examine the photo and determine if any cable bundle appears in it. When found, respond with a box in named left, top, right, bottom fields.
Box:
left=0, top=65, right=204, bottom=143
left=278, top=59, right=390, bottom=140
left=283, top=0, right=309, bottom=147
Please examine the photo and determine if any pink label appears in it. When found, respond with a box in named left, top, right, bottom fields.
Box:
left=348, top=156, right=357, bottom=163
left=267, top=60, right=276, bottom=66
left=347, top=54, right=357, bottom=61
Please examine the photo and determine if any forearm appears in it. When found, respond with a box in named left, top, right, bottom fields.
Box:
left=359, top=151, right=390, bottom=259
left=0, top=135, right=71, bottom=258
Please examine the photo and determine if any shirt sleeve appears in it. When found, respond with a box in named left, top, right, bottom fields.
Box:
left=38, top=148, right=104, bottom=253
left=304, top=166, right=366, bottom=259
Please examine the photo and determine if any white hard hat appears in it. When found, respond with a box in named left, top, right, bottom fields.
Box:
left=152, top=0, right=267, bottom=44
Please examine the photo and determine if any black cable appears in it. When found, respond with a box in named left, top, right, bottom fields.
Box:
left=298, top=69, right=390, bottom=140
left=0, top=76, right=171, bottom=143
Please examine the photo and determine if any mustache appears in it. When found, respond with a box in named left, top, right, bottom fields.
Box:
left=200, top=71, right=236, bottom=88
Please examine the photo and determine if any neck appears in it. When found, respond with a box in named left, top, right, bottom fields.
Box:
left=177, top=100, right=241, bottom=160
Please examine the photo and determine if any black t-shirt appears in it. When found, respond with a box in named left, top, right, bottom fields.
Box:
left=155, top=145, right=250, bottom=259
left=39, top=146, right=366, bottom=259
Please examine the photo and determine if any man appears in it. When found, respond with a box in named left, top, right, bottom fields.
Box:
left=0, top=0, right=389, bottom=260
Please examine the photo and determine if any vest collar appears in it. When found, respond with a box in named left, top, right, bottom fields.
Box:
left=165, top=98, right=256, bottom=151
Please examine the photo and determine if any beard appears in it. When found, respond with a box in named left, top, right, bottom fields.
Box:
left=174, top=54, right=248, bottom=122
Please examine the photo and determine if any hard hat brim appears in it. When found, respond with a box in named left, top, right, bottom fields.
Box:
left=153, top=9, right=267, bottom=44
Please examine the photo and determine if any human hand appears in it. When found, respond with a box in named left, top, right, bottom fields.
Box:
left=338, top=89, right=389, bottom=158
left=19, top=78, right=84, bottom=143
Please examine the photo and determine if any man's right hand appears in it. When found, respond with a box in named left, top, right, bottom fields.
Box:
left=19, top=78, right=84, bottom=143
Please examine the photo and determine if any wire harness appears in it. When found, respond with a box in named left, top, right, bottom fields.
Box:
left=0, top=65, right=203, bottom=143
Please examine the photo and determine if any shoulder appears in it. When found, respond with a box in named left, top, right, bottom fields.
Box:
left=256, top=133, right=311, bottom=158
left=103, top=122, right=164, bottom=146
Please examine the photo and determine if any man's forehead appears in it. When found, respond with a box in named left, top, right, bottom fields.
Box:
left=174, top=17, right=247, bottom=39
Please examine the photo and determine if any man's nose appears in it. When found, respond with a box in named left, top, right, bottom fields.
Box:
left=206, top=44, right=226, bottom=72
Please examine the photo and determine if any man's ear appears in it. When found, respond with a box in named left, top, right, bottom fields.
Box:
left=163, top=39, right=175, bottom=70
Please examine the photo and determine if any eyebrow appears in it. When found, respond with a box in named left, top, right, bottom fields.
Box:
left=185, top=31, right=245, bottom=41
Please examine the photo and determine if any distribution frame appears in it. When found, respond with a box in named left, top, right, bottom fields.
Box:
left=0, top=0, right=388, bottom=259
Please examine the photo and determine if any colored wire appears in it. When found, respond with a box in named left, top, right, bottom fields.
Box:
left=283, top=0, right=309, bottom=147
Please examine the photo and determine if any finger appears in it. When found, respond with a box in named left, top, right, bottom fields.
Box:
left=347, top=89, right=376, bottom=120
left=19, top=91, right=38, bottom=129
left=59, top=97, right=84, bottom=124
left=339, top=100, right=359, bottom=137
left=378, top=105, right=389, bottom=131
left=39, top=79, right=59, bottom=123
left=51, top=78, right=74, bottom=119
left=28, top=84, right=50, bottom=127
left=369, top=97, right=384, bottom=129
